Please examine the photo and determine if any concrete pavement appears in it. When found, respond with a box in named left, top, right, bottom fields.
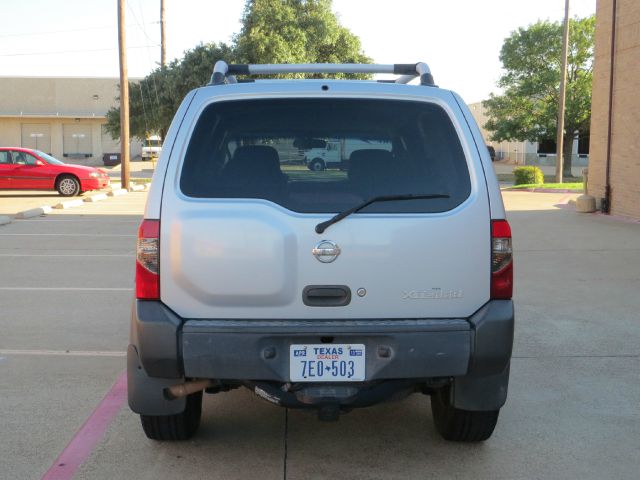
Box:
left=104, top=159, right=155, bottom=180
left=0, top=193, right=145, bottom=479
left=0, top=190, right=638, bottom=479
left=0, top=191, right=62, bottom=217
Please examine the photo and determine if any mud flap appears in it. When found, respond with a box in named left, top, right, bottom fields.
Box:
left=127, top=345, right=186, bottom=416
left=451, top=362, right=510, bottom=411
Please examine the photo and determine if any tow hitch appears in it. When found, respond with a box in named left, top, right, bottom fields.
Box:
left=246, top=380, right=416, bottom=421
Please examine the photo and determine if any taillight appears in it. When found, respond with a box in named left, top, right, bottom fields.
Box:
left=136, top=219, right=160, bottom=299
left=491, top=219, right=513, bottom=299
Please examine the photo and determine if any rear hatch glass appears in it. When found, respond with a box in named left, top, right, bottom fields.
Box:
left=180, top=98, right=470, bottom=213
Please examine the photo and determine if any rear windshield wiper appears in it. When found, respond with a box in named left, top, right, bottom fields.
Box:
left=315, top=193, right=450, bottom=234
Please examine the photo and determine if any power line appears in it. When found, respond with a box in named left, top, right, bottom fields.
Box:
left=131, top=0, right=163, bottom=130
left=126, top=0, right=158, bottom=46
left=0, top=25, right=113, bottom=38
left=0, top=23, right=158, bottom=39
left=0, top=45, right=159, bottom=57
left=138, top=82, right=150, bottom=135
left=136, top=0, right=163, bottom=113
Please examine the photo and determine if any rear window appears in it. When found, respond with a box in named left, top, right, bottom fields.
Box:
left=180, top=98, right=471, bottom=213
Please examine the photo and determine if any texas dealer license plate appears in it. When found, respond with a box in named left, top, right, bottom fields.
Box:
left=289, top=344, right=366, bottom=382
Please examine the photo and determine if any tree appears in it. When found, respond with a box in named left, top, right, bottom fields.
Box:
left=104, top=43, right=236, bottom=141
left=235, top=0, right=370, bottom=77
left=106, top=0, right=370, bottom=140
left=483, top=16, right=595, bottom=177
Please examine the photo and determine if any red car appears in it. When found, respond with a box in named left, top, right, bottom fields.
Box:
left=0, top=147, right=110, bottom=196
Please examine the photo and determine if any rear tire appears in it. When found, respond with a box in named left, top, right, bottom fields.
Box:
left=56, top=175, right=81, bottom=196
left=140, top=390, right=202, bottom=441
left=430, top=386, right=499, bottom=442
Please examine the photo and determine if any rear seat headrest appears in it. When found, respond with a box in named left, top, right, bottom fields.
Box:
left=348, top=149, right=393, bottom=183
left=223, top=145, right=284, bottom=183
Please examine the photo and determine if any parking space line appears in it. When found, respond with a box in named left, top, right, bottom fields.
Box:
left=41, top=371, right=127, bottom=480
left=0, top=349, right=126, bottom=357
left=0, top=287, right=132, bottom=291
left=52, top=211, right=145, bottom=215
left=0, top=233, right=136, bottom=237
left=0, top=254, right=132, bottom=257
left=18, top=220, right=139, bottom=223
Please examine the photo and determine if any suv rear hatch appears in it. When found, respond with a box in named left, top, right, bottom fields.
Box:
left=160, top=89, right=490, bottom=319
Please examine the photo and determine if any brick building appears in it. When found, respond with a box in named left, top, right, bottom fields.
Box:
left=588, top=0, right=640, bottom=219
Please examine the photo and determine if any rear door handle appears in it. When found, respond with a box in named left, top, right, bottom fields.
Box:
left=302, top=285, right=351, bottom=307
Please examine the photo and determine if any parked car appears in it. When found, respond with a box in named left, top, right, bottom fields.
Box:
left=0, top=147, right=110, bottom=196
left=129, top=62, right=514, bottom=443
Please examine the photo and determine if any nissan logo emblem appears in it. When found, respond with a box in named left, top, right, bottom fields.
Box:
left=312, top=240, right=341, bottom=263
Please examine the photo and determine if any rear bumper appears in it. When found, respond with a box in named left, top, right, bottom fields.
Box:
left=128, top=300, right=513, bottom=414
left=129, top=299, right=513, bottom=381
left=182, top=319, right=473, bottom=381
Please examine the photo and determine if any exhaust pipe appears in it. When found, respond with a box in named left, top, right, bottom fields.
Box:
left=164, top=379, right=213, bottom=400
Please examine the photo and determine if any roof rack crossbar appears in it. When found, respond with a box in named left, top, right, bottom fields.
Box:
left=209, top=61, right=434, bottom=86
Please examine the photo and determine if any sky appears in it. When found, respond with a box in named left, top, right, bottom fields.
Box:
left=0, top=0, right=596, bottom=103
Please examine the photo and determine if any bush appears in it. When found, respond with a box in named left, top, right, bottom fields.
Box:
left=513, top=166, right=544, bottom=185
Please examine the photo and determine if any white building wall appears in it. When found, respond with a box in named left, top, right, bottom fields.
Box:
left=0, top=77, right=143, bottom=165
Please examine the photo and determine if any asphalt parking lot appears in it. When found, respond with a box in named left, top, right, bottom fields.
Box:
left=0, top=191, right=63, bottom=217
left=1, top=190, right=639, bottom=479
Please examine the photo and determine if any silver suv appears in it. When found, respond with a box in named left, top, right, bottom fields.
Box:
left=128, top=62, right=514, bottom=442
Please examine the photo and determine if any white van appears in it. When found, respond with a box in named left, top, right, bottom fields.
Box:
left=128, top=62, right=514, bottom=443
left=141, top=135, right=162, bottom=161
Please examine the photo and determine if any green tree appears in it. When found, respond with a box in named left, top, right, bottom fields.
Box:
left=106, top=0, right=370, bottom=140
left=483, top=16, right=595, bottom=177
left=104, top=42, right=236, bottom=141
left=235, top=0, right=370, bottom=76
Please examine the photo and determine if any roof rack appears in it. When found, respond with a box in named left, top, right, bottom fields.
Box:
left=209, top=61, right=434, bottom=87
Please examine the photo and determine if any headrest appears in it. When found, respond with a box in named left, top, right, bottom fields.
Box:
left=223, top=145, right=283, bottom=182
left=348, top=149, right=393, bottom=183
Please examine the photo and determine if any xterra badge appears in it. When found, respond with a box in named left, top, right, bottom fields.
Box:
left=402, top=289, right=464, bottom=300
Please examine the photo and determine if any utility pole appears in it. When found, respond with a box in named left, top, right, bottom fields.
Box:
left=555, top=0, right=570, bottom=183
left=118, top=0, right=130, bottom=190
left=160, top=0, right=166, bottom=67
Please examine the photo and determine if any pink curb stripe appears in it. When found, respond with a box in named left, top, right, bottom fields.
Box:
left=42, top=371, right=127, bottom=480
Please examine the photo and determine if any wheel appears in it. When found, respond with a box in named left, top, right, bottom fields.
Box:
left=430, top=386, right=499, bottom=442
left=140, top=391, right=202, bottom=441
left=56, top=175, right=81, bottom=196
left=309, top=158, right=325, bottom=171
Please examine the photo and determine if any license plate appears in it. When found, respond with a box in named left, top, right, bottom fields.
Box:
left=289, top=344, right=365, bottom=382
